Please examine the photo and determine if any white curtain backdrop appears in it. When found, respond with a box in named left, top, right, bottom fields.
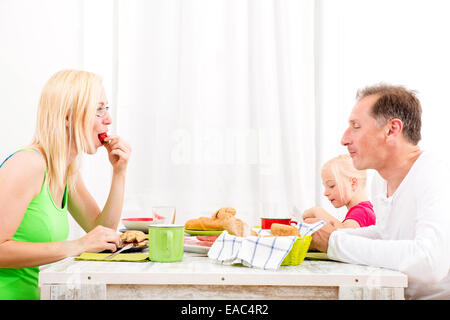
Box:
left=316, top=0, right=450, bottom=221
left=116, top=0, right=317, bottom=227
left=1, top=0, right=450, bottom=240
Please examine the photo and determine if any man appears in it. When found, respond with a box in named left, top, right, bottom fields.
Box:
left=308, top=84, right=450, bottom=299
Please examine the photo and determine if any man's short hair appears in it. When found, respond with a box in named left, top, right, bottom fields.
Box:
left=356, top=83, right=422, bottom=145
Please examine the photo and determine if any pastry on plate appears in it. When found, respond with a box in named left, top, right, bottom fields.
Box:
left=120, top=230, right=148, bottom=247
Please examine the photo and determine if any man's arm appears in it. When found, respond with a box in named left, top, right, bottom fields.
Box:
left=308, top=219, right=380, bottom=252
left=327, top=180, right=450, bottom=284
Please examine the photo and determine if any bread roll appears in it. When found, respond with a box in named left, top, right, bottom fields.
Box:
left=221, top=217, right=255, bottom=237
left=185, top=217, right=225, bottom=231
left=212, top=207, right=237, bottom=220
left=270, top=223, right=300, bottom=237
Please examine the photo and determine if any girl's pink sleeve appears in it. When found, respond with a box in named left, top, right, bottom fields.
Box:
left=343, top=204, right=376, bottom=227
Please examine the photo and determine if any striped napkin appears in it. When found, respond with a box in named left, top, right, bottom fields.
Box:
left=208, top=220, right=325, bottom=270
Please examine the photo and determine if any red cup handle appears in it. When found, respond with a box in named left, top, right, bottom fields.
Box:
left=290, top=220, right=298, bottom=225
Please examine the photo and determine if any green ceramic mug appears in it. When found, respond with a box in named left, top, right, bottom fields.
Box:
left=148, top=224, right=184, bottom=262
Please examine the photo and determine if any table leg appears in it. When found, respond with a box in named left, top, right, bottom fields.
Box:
left=338, top=286, right=404, bottom=300
left=40, top=284, right=107, bottom=300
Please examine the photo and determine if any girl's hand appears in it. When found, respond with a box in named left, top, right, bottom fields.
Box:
left=302, top=207, right=318, bottom=220
left=104, top=135, right=132, bottom=174
left=302, top=206, right=336, bottom=224
left=69, top=225, right=120, bottom=255
left=302, top=206, right=327, bottom=220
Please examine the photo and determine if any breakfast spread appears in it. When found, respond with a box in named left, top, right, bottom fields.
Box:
left=120, top=230, right=148, bottom=247
left=185, top=207, right=257, bottom=237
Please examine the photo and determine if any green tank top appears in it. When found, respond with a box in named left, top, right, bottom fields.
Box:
left=0, top=148, right=69, bottom=300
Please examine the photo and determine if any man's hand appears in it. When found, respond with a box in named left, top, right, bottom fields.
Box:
left=305, top=217, right=337, bottom=252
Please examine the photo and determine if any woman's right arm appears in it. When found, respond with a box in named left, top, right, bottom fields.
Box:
left=0, top=151, right=119, bottom=268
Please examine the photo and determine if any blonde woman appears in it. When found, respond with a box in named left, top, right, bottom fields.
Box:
left=0, top=69, right=131, bottom=300
left=302, top=154, right=375, bottom=229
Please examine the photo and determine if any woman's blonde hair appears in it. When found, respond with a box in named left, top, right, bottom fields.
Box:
left=322, top=154, right=367, bottom=199
left=30, top=69, right=103, bottom=196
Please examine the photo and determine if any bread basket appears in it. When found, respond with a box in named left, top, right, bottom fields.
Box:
left=281, top=235, right=312, bottom=266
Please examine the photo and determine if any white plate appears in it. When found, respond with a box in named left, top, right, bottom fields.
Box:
left=184, top=244, right=210, bottom=254
left=121, top=218, right=154, bottom=232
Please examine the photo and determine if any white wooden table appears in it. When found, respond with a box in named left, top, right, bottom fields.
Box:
left=39, top=254, right=407, bottom=300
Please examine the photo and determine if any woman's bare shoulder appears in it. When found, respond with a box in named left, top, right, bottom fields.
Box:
left=0, top=149, right=46, bottom=194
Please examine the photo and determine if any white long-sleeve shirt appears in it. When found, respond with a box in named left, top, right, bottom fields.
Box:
left=327, top=151, right=450, bottom=299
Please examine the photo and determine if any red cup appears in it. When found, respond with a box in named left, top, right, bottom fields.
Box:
left=261, top=217, right=297, bottom=230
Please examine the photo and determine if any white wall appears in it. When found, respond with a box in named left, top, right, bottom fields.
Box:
left=0, top=0, right=115, bottom=239
left=0, top=0, right=83, bottom=157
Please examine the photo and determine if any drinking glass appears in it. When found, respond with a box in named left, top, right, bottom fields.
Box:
left=152, top=206, right=176, bottom=224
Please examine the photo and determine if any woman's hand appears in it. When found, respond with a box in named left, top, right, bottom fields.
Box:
left=104, top=135, right=132, bottom=174
left=68, top=225, right=120, bottom=256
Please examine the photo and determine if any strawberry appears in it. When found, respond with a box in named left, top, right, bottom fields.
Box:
left=98, top=132, right=109, bottom=145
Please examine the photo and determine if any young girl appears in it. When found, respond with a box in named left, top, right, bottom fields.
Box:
left=0, top=69, right=131, bottom=300
left=302, top=154, right=375, bottom=228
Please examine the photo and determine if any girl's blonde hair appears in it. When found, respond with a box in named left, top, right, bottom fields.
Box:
left=30, top=69, right=103, bottom=197
left=322, top=154, right=367, bottom=199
